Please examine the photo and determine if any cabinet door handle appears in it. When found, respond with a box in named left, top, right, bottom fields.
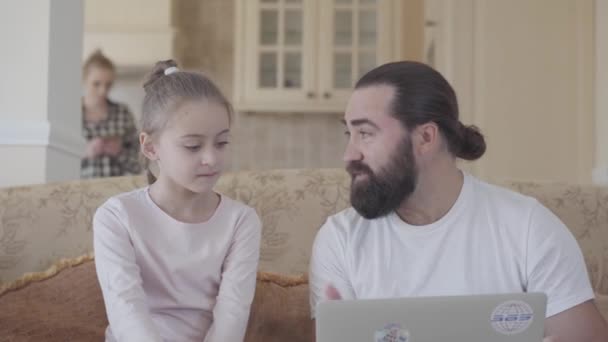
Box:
left=323, top=92, right=332, bottom=99
left=307, top=91, right=316, bottom=98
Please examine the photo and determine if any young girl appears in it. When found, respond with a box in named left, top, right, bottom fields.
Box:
left=81, top=50, right=141, bottom=178
left=93, top=60, right=261, bottom=342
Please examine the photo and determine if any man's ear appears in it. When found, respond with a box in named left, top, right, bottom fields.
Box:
left=140, top=132, right=158, bottom=161
left=412, top=122, right=440, bottom=155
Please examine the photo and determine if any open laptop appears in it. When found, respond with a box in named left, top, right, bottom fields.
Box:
left=316, top=292, right=547, bottom=342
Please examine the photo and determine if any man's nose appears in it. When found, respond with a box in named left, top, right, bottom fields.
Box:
left=343, top=140, right=363, bottom=163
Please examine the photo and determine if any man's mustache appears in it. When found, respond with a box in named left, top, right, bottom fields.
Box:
left=346, top=161, right=373, bottom=177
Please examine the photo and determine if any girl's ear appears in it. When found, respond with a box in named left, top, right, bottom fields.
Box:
left=140, top=132, right=159, bottom=161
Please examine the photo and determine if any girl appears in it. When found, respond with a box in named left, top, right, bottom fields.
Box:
left=81, top=50, right=141, bottom=178
left=93, top=60, right=261, bottom=342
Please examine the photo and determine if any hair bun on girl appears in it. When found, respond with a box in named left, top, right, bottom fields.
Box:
left=143, top=59, right=179, bottom=92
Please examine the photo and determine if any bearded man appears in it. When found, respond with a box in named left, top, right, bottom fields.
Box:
left=308, top=61, right=608, bottom=342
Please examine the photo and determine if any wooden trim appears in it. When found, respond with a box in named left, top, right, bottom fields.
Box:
left=575, top=0, right=595, bottom=184
left=400, top=0, right=424, bottom=61
left=232, top=0, right=246, bottom=105
left=0, top=253, right=94, bottom=296
left=593, top=0, right=608, bottom=184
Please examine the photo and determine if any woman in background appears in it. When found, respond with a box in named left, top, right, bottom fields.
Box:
left=81, top=50, right=141, bottom=178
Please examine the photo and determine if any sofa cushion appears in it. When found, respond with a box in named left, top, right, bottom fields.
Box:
left=2, top=254, right=605, bottom=341
left=0, top=255, right=107, bottom=341
left=0, top=256, right=312, bottom=341
left=245, top=273, right=311, bottom=342
left=597, top=294, right=608, bottom=320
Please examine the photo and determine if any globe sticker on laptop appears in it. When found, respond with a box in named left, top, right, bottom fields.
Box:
left=374, top=323, right=410, bottom=342
left=491, top=300, right=534, bottom=335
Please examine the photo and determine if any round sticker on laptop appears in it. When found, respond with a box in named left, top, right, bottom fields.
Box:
left=374, top=323, right=410, bottom=342
left=490, top=300, right=534, bottom=335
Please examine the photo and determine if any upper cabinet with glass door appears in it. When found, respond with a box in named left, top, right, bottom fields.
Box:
left=234, top=0, right=404, bottom=113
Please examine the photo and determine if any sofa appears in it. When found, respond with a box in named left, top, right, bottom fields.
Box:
left=0, top=168, right=607, bottom=341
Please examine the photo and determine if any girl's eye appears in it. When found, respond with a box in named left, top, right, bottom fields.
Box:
left=216, top=141, right=229, bottom=149
left=185, top=145, right=201, bottom=151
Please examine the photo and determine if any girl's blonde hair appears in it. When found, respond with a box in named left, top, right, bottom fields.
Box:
left=141, top=60, right=233, bottom=184
left=83, top=49, right=115, bottom=77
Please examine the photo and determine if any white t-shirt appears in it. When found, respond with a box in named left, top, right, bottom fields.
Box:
left=94, top=187, right=261, bottom=342
left=309, top=172, right=594, bottom=318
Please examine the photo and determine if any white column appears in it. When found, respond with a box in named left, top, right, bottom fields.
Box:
left=593, top=0, right=608, bottom=184
left=0, top=1, right=85, bottom=188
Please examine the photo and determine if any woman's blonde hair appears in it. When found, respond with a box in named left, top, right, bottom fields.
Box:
left=83, top=49, right=115, bottom=77
left=141, top=60, right=233, bottom=184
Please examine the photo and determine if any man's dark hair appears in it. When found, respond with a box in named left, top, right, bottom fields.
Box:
left=356, top=61, right=486, bottom=160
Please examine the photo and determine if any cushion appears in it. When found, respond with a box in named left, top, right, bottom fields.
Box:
left=0, top=255, right=107, bottom=341
left=596, top=294, right=608, bottom=320
left=0, top=256, right=312, bottom=342
left=245, top=273, right=312, bottom=342
left=1, top=254, right=605, bottom=340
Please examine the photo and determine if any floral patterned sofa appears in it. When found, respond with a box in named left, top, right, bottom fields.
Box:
left=0, top=168, right=607, bottom=340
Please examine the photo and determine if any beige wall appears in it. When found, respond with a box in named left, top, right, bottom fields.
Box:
left=83, top=0, right=173, bottom=69
left=480, top=0, right=594, bottom=184
left=427, top=0, right=596, bottom=184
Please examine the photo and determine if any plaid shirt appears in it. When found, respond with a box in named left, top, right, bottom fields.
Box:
left=81, top=100, right=142, bottom=178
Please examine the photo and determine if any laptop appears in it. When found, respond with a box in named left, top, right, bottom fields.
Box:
left=316, top=292, right=547, bottom=342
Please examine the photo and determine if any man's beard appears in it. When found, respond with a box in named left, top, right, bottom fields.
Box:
left=347, top=137, right=418, bottom=219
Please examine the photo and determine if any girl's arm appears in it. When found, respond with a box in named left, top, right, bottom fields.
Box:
left=204, top=208, right=262, bottom=342
left=93, top=201, right=162, bottom=342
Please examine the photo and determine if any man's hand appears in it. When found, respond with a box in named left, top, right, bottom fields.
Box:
left=312, top=286, right=343, bottom=342
left=325, top=285, right=342, bottom=300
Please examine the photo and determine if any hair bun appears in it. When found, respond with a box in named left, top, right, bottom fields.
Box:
left=457, top=124, right=486, bottom=160
left=143, top=60, right=179, bottom=92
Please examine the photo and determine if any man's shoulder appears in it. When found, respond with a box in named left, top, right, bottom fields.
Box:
left=469, top=174, right=540, bottom=214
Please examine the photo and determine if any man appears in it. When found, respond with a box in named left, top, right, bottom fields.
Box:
left=309, top=61, right=608, bottom=341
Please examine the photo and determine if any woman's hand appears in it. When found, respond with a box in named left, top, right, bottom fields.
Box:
left=103, top=137, right=123, bottom=157
left=86, top=138, right=105, bottom=158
